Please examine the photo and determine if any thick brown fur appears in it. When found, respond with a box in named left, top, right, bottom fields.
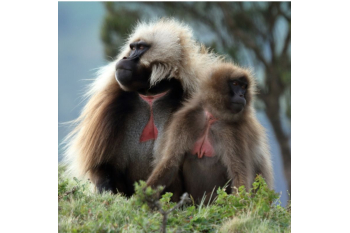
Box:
left=147, top=62, right=274, bottom=204
left=63, top=18, right=220, bottom=197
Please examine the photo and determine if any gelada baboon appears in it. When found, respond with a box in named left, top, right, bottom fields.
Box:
left=63, top=18, right=219, bottom=198
left=147, top=62, right=274, bottom=204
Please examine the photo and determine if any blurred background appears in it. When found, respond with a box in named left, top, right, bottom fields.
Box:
left=58, top=2, right=291, bottom=206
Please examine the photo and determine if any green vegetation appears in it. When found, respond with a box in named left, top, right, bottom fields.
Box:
left=59, top=165, right=290, bottom=232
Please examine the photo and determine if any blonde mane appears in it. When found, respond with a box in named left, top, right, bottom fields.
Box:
left=63, top=18, right=220, bottom=177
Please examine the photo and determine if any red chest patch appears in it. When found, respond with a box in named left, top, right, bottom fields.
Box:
left=139, top=92, right=168, bottom=142
left=191, top=110, right=218, bottom=158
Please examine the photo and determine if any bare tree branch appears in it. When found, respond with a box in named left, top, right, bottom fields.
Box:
left=218, top=3, right=270, bottom=69
left=145, top=193, right=190, bottom=233
left=281, top=24, right=291, bottom=57
left=277, top=2, right=291, bottom=23
left=58, top=186, right=78, bottom=201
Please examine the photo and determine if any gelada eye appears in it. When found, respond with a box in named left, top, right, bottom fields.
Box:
left=232, top=81, right=238, bottom=86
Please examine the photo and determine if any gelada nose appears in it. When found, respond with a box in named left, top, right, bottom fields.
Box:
left=115, top=69, right=133, bottom=86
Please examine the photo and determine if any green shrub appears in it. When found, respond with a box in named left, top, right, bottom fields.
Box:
left=58, top=165, right=290, bottom=232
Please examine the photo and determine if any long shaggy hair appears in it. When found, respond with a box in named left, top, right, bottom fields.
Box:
left=63, top=18, right=220, bottom=177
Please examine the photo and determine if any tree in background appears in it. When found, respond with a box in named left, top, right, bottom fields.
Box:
left=101, top=2, right=291, bottom=197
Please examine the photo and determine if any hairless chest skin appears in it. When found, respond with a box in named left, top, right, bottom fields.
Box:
left=139, top=91, right=169, bottom=142
left=191, top=110, right=218, bottom=158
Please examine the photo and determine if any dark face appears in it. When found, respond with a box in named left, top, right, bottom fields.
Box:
left=115, top=41, right=151, bottom=91
left=228, top=77, right=248, bottom=114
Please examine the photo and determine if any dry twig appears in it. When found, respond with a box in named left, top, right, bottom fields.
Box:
left=145, top=192, right=190, bottom=233
left=58, top=186, right=78, bottom=200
